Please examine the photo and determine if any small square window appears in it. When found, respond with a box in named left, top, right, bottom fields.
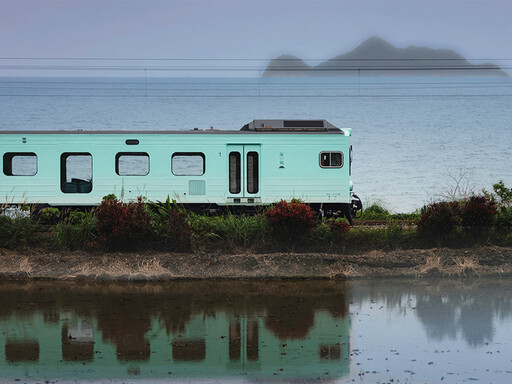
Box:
left=172, top=153, right=205, bottom=176
left=116, top=153, right=149, bottom=176
left=319, top=151, right=343, bottom=168
left=3, top=153, right=37, bottom=176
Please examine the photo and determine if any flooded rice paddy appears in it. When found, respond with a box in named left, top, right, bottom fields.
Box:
left=1, top=279, right=512, bottom=383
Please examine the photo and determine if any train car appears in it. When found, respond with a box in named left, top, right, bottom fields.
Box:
left=0, top=119, right=362, bottom=220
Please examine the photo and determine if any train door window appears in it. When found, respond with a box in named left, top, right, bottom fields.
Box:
left=3, top=152, right=37, bottom=176
left=172, top=153, right=205, bottom=176
left=319, top=151, right=343, bottom=168
left=349, top=145, right=353, bottom=175
left=229, top=152, right=241, bottom=194
left=247, top=151, right=259, bottom=194
left=116, top=152, right=149, bottom=176
left=61, top=153, right=92, bottom=194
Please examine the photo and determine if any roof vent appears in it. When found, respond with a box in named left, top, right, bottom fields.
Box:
left=240, top=119, right=341, bottom=132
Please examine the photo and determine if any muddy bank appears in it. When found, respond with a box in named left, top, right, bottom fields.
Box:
left=1, top=246, right=512, bottom=281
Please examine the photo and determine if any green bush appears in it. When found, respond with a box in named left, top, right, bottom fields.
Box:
left=39, top=207, right=60, bottom=225
left=389, top=211, right=421, bottom=221
left=311, top=223, right=333, bottom=244
left=360, top=202, right=391, bottom=220
left=495, top=207, right=512, bottom=234
left=55, top=211, right=97, bottom=250
left=486, top=180, right=512, bottom=209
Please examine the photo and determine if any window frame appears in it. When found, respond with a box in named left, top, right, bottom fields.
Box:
left=171, top=152, right=206, bottom=176
left=319, top=151, right=344, bottom=169
left=115, top=152, right=150, bottom=176
left=3, top=152, right=38, bottom=176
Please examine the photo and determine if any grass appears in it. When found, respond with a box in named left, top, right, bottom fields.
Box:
left=189, top=212, right=268, bottom=249
left=0, top=215, right=44, bottom=249
left=54, top=211, right=97, bottom=250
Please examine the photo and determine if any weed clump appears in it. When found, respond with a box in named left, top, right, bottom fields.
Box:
left=149, top=197, right=191, bottom=252
left=189, top=213, right=268, bottom=249
left=0, top=215, right=42, bottom=249
left=55, top=211, right=97, bottom=250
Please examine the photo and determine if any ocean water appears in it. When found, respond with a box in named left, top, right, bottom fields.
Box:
left=1, top=76, right=511, bottom=212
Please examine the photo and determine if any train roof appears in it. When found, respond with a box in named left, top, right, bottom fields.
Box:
left=0, top=120, right=347, bottom=135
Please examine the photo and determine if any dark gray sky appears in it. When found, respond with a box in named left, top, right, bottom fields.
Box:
left=1, top=0, right=511, bottom=76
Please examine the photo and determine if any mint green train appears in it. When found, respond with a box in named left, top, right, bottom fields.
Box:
left=0, top=119, right=362, bottom=220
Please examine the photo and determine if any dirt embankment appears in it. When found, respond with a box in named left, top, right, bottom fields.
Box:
left=1, top=246, right=512, bottom=281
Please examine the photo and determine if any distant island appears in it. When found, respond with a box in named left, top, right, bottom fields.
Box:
left=263, top=36, right=508, bottom=77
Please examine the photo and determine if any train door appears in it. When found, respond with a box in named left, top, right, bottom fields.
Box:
left=227, top=144, right=260, bottom=200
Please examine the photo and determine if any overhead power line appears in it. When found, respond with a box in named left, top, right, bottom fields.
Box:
left=0, top=65, right=509, bottom=71
left=0, top=57, right=511, bottom=61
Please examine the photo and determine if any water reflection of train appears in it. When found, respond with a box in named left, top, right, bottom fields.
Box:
left=0, top=281, right=350, bottom=381
left=0, top=119, right=362, bottom=220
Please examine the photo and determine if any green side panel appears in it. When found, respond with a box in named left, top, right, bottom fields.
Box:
left=0, top=132, right=352, bottom=206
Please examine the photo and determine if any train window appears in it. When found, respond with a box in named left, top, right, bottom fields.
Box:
left=229, top=152, right=241, bottom=194
left=172, top=153, right=205, bottom=176
left=116, top=152, right=150, bottom=176
left=3, top=152, right=37, bottom=176
left=247, top=152, right=259, bottom=194
left=61, top=153, right=92, bottom=194
left=319, top=151, right=343, bottom=168
left=349, top=145, right=353, bottom=176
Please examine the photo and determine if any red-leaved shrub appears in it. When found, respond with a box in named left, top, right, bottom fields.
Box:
left=95, top=196, right=152, bottom=250
left=264, top=200, right=317, bottom=243
left=461, top=195, right=497, bottom=235
left=328, top=219, right=351, bottom=236
left=417, top=201, right=461, bottom=245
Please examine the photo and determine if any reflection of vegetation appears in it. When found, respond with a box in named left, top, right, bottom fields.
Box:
left=0, top=281, right=348, bottom=361
left=350, top=279, right=512, bottom=347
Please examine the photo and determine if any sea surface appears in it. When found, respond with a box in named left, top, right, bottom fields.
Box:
left=1, top=279, right=511, bottom=383
left=1, top=76, right=511, bottom=212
